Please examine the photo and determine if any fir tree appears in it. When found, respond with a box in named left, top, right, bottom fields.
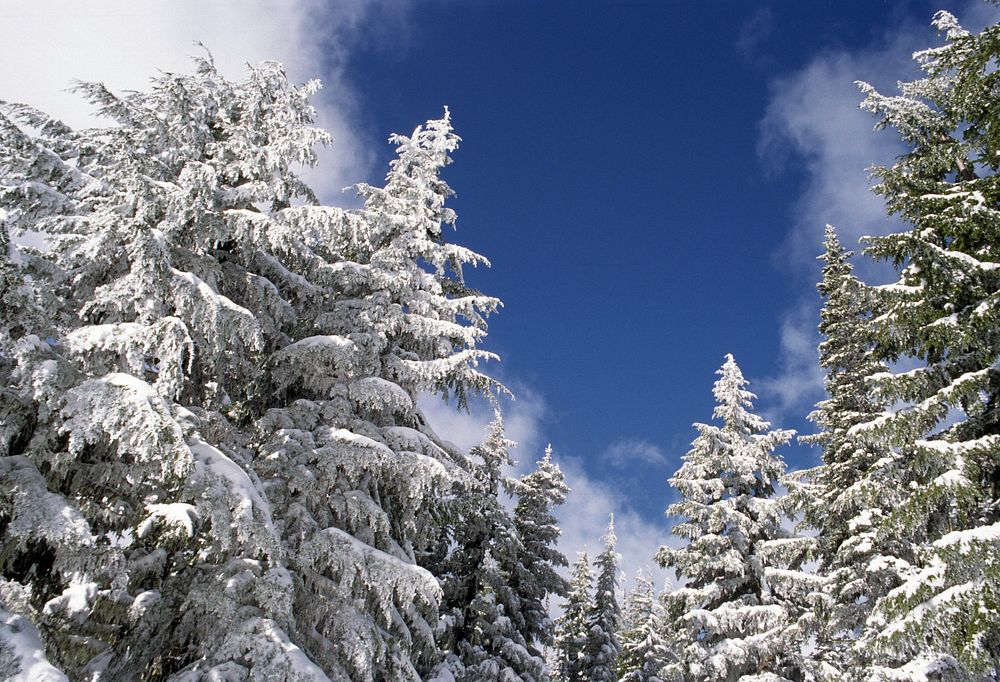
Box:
left=585, top=516, right=621, bottom=682
left=555, top=553, right=594, bottom=682
left=846, top=10, right=1000, bottom=678
left=1, top=57, right=320, bottom=681
left=253, top=105, right=500, bottom=681
left=0, top=56, right=501, bottom=680
left=437, top=414, right=546, bottom=682
left=509, top=445, right=570, bottom=654
left=787, top=225, right=896, bottom=678
left=656, top=355, right=799, bottom=682
left=617, top=572, right=667, bottom=682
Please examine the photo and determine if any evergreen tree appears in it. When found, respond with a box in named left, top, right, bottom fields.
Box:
left=786, top=225, right=896, bottom=678
left=656, top=355, right=799, bottom=682
left=1, top=57, right=322, bottom=681
left=585, top=516, right=621, bottom=682
left=555, top=553, right=594, bottom=682
left=253, top=105, right=500, bottom=681
left=509, top=445, right=571, bottom=654
left=0, top=56, right=501, bottom=680
left=846, top=10, right=1000, bottom=678
left=436, top=415, right=545, bottom=682
left=617, top=572, right=667, bottom=682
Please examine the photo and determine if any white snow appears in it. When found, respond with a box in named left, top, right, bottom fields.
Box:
left=0, top=609, right=67, bottom=681
left=42, top=577, right=98, bottom=624
left=933, top=522, right=1000, bottom=551
left=190, top=438, right=274, bottom=532
left=137, top=502, right=199, bottom=539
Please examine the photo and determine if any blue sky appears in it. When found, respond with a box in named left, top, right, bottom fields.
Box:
left=3, top=0, right=998, bottom=585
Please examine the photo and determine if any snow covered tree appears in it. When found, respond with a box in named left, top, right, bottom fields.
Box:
left=617, top=572, right=667, bottom=682
left=1, top=57, right=320, bottom=681
left=509, top=445, right=570, bottom=654
left=844, top=10, right=1000, bottom=679
left=585, top=516, right=621, bottom=682
left=436, top=414, right=546, bottom=682
left=0, top=54, right=502, bottom=680
left=253, top=104, right=501, bottom=680
left=779, top=225, right=896, bottom=678
left=655, top=355, right=800, bottom=682
left=555, top=553, right=594, bottom=682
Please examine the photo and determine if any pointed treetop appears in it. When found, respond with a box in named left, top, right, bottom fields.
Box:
left=816, top=224, right=857, bottom=300
left=542, top=443, right=553, bottom=465
left=603, top=513, right=616, bottom=549
left=712, top=354, right=767, bottom=434
left=820, top=224, right=852, bottom=262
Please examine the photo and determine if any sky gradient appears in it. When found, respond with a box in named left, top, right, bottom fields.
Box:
left=4, top=0, right=998, bottom=587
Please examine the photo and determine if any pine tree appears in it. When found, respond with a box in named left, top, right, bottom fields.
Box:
left=436, top=414, right=546, bottom=682
left=585, top=516, right=621, bottom=682
left=555, top=553, right=594, bottom=682
left=1, top=57, right=320, bottom=681
left=656, top=354, right=799, bottom=682
left=0, top=55, right=502, bottom=680
left=509, top=445, right=570, bottom=654
left=253, top=105, right=501, bottom=681
left=845, top=10, right=1000, bottom=679
left=617, top=572, right=667, bottom=682
left=784, top=225, right=897, bottom=678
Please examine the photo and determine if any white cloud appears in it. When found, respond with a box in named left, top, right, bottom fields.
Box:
left=554, top=454, right=672, bottom=594
left=755, top=301, right=825, bottom=426
left=0, top=0, right=411, bottom=202
left=602, top=438, right=667, bottom=467
left=417, top=382, right=548, bottom=473
left=758, top=37, right=912, bottom=279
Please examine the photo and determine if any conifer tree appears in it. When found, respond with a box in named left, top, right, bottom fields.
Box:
left=585, top=516, right=621, bottom=682
left=1, top=57, right=323, bottom=681
left=555, top=553, right=594, bottom=682
left=509, top=445, right=570, bottom=654
left=0, top=56, right=501, bottom=680
left=846, top=11, right=1000, bottom=678
left=436, top=415, right=545, bottom=682
left=656, top=355, right=799, bottom=682
left=617, top=573, right=667, bottom=682
left=787, top=225, right=896, bottom=677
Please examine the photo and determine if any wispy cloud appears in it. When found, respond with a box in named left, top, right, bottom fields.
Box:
left=0, top=0, right=414, bottom=202
left=555, top=454, right=671, bottom=593
left=757, top=41, right=912, bottom=279
left=756, top=301, right=825, bottom=427
left=602, top=438, right=668, bottom=467
left=418, top=382, right=548, bottom=473
left=736, top=6, right=776, bottom=68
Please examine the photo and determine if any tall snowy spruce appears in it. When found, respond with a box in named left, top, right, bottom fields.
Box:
left=787, top=225, right=896, bottom=677
left=554, top=553, right=594, bottom=682
left=509, top=445, right=570, bottom=655
left=845, top=11, right=1000, bottom=679
left=435, top=415, right=546, bottom=682
left=254, top=104, right=500, bottom=680
left=585, top=517, right=622, bottom=682
left=655, top=355, right=803, bottom=682
left=0, top=56, right=502, bottom=680
left=617, top=572, right=667, bottom=682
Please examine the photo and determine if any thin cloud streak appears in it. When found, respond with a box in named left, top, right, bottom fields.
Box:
left=603, top=438, right=668, bottom=467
